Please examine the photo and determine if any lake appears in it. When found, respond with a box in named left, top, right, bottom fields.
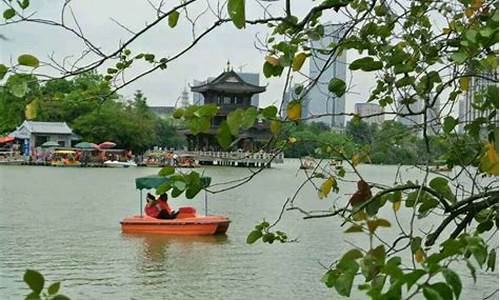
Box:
left=0, top=161, right=497, bottom=299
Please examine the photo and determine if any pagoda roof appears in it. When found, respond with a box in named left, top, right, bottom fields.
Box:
left=191, top=70, right=266, bottom=94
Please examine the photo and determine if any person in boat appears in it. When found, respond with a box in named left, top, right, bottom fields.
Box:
left=156, top=193, right=179, bottom=219
left=144, top=193, right=179, bottom=219
left=144, top=193, right=160, bottom=218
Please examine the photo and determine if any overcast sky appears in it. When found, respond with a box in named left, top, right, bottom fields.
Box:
left=1, top=0, right=375, bottom=113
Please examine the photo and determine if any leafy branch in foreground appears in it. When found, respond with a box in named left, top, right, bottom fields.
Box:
left=23, top=269, right=70, bottom=300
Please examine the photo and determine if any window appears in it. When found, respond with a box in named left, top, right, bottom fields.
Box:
left=224, top=97, right=231, bottom=104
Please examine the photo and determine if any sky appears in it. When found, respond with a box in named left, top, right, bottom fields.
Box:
left=0, top=0, right=375, bottom=113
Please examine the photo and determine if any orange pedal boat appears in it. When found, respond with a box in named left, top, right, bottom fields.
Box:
left=121, top=207, right=230, bottom=235
left=121, top=175, right=230, bottom=235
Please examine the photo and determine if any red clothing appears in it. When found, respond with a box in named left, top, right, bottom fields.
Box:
left=158, top=200, right=173, bottom=214
left=145, top=203, right=160, bottom=218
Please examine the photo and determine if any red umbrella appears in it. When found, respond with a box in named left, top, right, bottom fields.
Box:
left=98, top=141, right=117, bottom=149
left=0, top=136, right=15, bottom=144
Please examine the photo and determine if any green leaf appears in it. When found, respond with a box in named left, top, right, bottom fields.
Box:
left=172, top=108, right=184, bottom=119
left=158, top=166, right=175, bottom=176
left=466, top=260, right=476, bottom=283
left=47, top=282, right=60, bottom=295
left=217, top=121, right=233, bottom=149
left=51, top=295, right=71, bottom=300
left=3, top=8, right=15, bottom=19
left=168, top=10, right=180, bottom=28
left=185, top=184, right=201, bottom=199
left=423, top=286, right=444, bottom=300
left=442, top=269, right=461, bottom=299
left=10, top=80, right=28, bottom=98
left=25, top=292, right=41, bottom=300
left=395, top=76, right=415, bottom=87
left=227, top=0, right=245, bottom=29
left=340, top=249, right=363, bottom=264
left=227, top=109, right=243, bottom=135
left=328, top=78, right=346, bottom=97
left=451, top=51, right=468, bottom=64
left=18, top=0, right=30, bottom=9
left=246, top=230, right=262, bottom=244
left=334, top=260, right=359, bottom=297
left=350, top=57, right=383, bottom=71
left=443, top=116, right=458, bottom=134
left=411, top=237, right=422, bottom=254
left=155, top=182, right=171, bottom=195
left=0, top=64, right=8, bottom=80
left=241, top=107, right=257, bottom=129
left=394, top=63, right=414, bottom=74
left=404, top=269, right=426, bottom=291
left=261, top=105, right=278, bottom=119
left=17, top=54, right=40, bottom=68
left=487, top=248, right=496, bottom=272
left=429, top=177, right=456, bottom=204
left=198, top=104, right=219, bottom=117
left=344, top=224, right=364, bottom=233
left=23, top=270, right=44, bottom=294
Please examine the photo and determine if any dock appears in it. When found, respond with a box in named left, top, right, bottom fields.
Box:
left=180, top=151, right=284, bottom=168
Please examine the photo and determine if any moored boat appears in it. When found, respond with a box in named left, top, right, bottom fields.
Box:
left=104, top=160, right=137, bottom=168
left=120, top=175, right=230, bottom=235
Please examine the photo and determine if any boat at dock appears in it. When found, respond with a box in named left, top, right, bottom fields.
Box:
left=120, top=175, right=230, bottom=235
left=103, top=160, right=137, bottom=168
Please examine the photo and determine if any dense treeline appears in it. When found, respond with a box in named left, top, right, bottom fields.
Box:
left=0, top=72, right=185, bottom=153
left=284, top=120, right=453, bottom=165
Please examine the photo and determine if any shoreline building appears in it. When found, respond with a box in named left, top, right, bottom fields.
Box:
left=183, top=68, right=270, bottom=152
left=9, top=121, right=79, bottom=156
left=305, top=24, right=347, bottom=129
left=193, top=70, right=261, bottom=107
left=458, top=71, right=499, bottom=133
left=354, top=103, right=384, bottom=125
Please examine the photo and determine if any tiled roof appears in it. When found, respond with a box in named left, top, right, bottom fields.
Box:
left=12, top=121, right=74, bottom=136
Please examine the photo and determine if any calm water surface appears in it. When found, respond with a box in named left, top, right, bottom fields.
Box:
left=0, top=161, right=497, bottom=299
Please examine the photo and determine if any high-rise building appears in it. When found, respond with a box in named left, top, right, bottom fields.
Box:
left=354, top=103, right=384, bottom=125
left=306, top=24, right=347, bottom=128
left=396, top=95, right=441, bottom=135
left=192, top=72, right=260, bottom=107
left=459, top=71, right=499, bottom=133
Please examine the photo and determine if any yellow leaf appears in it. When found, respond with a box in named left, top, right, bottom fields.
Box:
left=319, top=177, right=335, bottom=199
left=25, top=100, right=37, bottom=120
left=465, top=7, right=474, bottom=17
left=393, top=201, right=401, bottom=212
left=415, top=249, right=426, bottom=263
left=352, top=211, right=368, bottom=221
left=459, top=77, right=469, bottom=91
left=265, top=55, right=280, bottom=66
left=288, top=137, right=297, bottom=144
left=292, top=52, right=307, bottom=72
left=480, top=142, right=499, bottom=176
left=367, top=218, right=391, bottom=233
left=442, top=27, right=451, bottom=34
left=270, top=120, right=281, bottom=135
left=471, top=0, right=484, bottom=9
left=287, top=101, right=301, bottom=122
left=352, top=154, right=361, bottom=167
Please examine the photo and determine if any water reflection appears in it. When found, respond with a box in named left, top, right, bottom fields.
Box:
left=123, top=234, right=229, bottom=264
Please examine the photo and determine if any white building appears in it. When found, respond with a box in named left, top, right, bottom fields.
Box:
left=305, top=24, right=347, bottom=128
left=459, top=71, right=499, bottom=133
left=354, top=103, right=384, bottom=125
left=9, top=121, right=78, bottom=155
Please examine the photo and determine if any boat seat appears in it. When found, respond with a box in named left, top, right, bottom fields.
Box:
left=177, top=206, right=197, bottom=218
